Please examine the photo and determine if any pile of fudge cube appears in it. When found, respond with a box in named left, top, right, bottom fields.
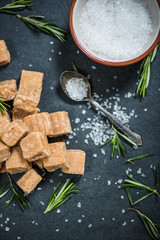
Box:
left=0, top=40, right=85, bottom=195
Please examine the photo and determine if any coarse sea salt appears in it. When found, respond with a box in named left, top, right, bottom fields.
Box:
left=66, top=77, right=87, bottom=101
left=79, top=0, right=153, bottom=61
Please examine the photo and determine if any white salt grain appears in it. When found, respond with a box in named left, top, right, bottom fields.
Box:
left=79, top=0, right=153, bottom=61
left=77, top=202, right=82, bottom=208
left=66, top=78, right=88, bottom=100
left=78, top=219, right=82, bottom=223
left=88, top=224, right=92, bottom=228
left=5, top=227, right=9, bottom=232
left=122, top=222, right=127, bottom=226
left=75, top=118, right=80, bottom=124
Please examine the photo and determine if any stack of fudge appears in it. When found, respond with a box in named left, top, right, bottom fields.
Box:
left=0, top=41, right=86, bottom=195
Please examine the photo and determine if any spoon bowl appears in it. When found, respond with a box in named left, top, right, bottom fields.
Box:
left=60, top=71, right=91, bottom=101
left=60, top=70, right=142, bottom=145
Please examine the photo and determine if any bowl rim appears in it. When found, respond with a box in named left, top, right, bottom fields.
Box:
left=69, top=0, right=160, bottom=67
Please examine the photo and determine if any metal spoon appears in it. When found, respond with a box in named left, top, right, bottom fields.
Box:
left=60, top=71, right=142, bottom=145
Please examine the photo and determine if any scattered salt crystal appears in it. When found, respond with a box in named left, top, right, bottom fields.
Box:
left=121, top=195, right=124, bottom=199
left=75, top=118, right=80, bottom=123
left=58, top=52, right=62, bottom=55
left=0, top=214, right=2, bottom=218
left=133, top=145, right=138, bottom=149
left=50, top=87, right=54, bottom=90
left=84, top=139, right=89, bottom=144
left=112, top=218, right=115, bottom=221
left=12, top=222, right=16, bottom=225
left=57, top=209, right=61, bottom=213
left=78, top=219, right=82, bottom=223
left=66, top=78, right=87, bottom=101
left=122, top=222, right=127, bottom=226
left=136, top=192, right=139, bottom=195
left=51, top=49, right=54, bottom=52
left=77, top=50, right=80, bottom=54
left=102, top=218, right=105, bottom=221
left=88, top=224, right=92, bottom=228
left=82, top=110, right=86, bottom=115
left=82, top=215, right=85, bottom=218
left=37, top=187, right=42, bottom=191
left=101, top=148, right=106, bottom=155
left=29, top=64, right=32, bottom=67
left=91, top=65, right=96, bottom=70
left=137, top=168, right=142, bottom=174
left=56, top=229, right=59, bottom=232
left=113, top=75, right=117, bottom=80
left=131, top=219, right=135, bottom=222
left=141, top=173, right=146, bottom=177
left=144, top=108, right=147, bottom=112
left=93, top=154, right=97, bottom=158
left=6, top=217, right=10, bottom=222
left=122, top=209, right=125, bottom=213
left=79, top=0, right=153, bottom=61
left=117, top=179, right=123, bottom=184
left=77, top=202, right=81, bottom=208
left=48, top=58, right=52, bottom=62
left=5, top=227, right=9, bottom=231
left=50, top=41, right=54, bottom=44
left=17, top=237, right=21, bottom=240
left=65, top=219, right=68, bottom=222
left=40, top=201, right=44, bottom=206
left=49, top=179, right=54, bottom=183
left=0, top=224, right=3, bottom=227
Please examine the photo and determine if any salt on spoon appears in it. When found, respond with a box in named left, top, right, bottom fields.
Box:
left=60, top=71, right=142, bottom=145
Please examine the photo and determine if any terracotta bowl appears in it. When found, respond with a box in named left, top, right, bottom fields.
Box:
left=69, top=0, right=160, bottom=66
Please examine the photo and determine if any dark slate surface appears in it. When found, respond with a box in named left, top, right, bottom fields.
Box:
left=0, top=1, right=160, bottom=240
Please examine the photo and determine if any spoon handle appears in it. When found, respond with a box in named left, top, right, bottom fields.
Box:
left=90, top=99, right=142, bottom=145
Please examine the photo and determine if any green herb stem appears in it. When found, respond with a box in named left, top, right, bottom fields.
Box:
left=44, top=179, right=78, bottom=214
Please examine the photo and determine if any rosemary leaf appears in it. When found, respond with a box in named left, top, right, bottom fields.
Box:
left=136, top=44, right=159, bottom=98
left=0, top=182, right=10, bottom=199
left=1, top=174, right=30, bottom=211
left=44, top=179, right=78, bottom=214
left=72, top=62, right=78, bottom=72
left=0, top=0, right=34, bottom=14
left=17, top=15, right=66, bottom=42
left=122, top=173, right=160, bottom=205
left=125, top=153, right=153, bottom=165
left=129, top=208, right=160, bottom=240
left=0, top=97, right=11, bottom=115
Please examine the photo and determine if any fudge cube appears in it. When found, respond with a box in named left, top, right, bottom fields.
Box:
left=6, top=147, right=31, bottom=174
left=0, top=162, right=6, bottom=173
left=0, top=117, right=10, bottom=136
left=1, top=120, right=29, bottom=147
left=14, top=70, right=43, bottom=112
left=20, top=132, right=50, bottom=162
left=23, top=112, right=53, bottom=136
left=0, top=40, right=10, bottom=66
left=0, top=80, right=17, bottom=101
left=43, top=142, right=69, bottom=172
left=17, top=169, right=42, bottom=195
left=12, top=106, right=40, bottom=120
left=0, top=110, right=11, bottom=120
left=62, top=150, right=86, bottom=175
left=50, top=112, right=72, bottom=137
left=0, top=141, right=10, bottom=163
left=34, top=159, right=43, bottom=169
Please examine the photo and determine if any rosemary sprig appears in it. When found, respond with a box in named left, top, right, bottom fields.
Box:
left=136, top=44, right=159, bottom=98
left=101, top=125, right=137, bottom=159
left=129, top=208, right=160, bottom=240
left=0, top=97, right=11, bottom=116
left=0, top=174, right=30, bottom=211
left=44, top=179, right=78, bottom=214
left=125, top=153, right=153, bottom=165
left=17, top=15, right=66, bottom=42
left=72, top=61, right=78, bottom=72
left=122, top=172, right=160, bottom=206
left=0, top=0, right=34, bottom=14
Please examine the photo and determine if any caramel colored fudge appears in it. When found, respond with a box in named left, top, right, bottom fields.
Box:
left=43, top=142, right=69, bottom=172
left=6, top=147, right=31, bottom=174
left=12, top=106, right=40, bottom=120
left=1, top=120, right=29, bottom=147
left=0, top=110, right=11, bottom=120
left=0, top=141, right=10, bottom=163
left=20, top=132, right=50, bottom=162
left=0, top=40, right=10, bottom=66
left=14, top=70, right=43, bottom=112
left=62, top=150, right=86, bottom=175
left=23, top=112, right=53, bottom=136
left=0, top=80, right=17, bottom=101
left=34, top=159, right=43, bottom=169
left=0, top=117, right=10, bottom=136
left=17, top=169, right=42, bottom=194
left=0, top=162, right=6, bottom=173
left=50, top=112, right=72, bottom=137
